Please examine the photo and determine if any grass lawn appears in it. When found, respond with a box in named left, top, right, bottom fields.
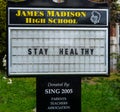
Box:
left=1, top=72, right=120, bottom=112
left=0, top=72, right=36, bottom=112
left=82, top=75, right=120, bottom=112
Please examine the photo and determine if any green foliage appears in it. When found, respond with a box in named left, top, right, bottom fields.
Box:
left=0, top=73, right=36, bottom=112
left=110, top=0, right=120, bottom=24
left=0, top=0, right=7, bottom=71
left=111, top=53, right=120, bottom=72
left=0, top=32, right=6, bottom=53
left=82, top=80, right=120, bottom=112
left=109, top=78, right=120, bottom=100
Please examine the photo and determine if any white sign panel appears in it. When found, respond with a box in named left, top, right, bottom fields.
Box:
left=8, top=27, right=108, bottom=75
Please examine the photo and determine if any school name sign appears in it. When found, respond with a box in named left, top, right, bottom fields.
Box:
left=8, top=8, right=109, bottom=76
left=8, top=8, right=108, bottom=26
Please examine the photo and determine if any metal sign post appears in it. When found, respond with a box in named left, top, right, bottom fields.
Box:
left=7, top=0, right=109, bottom=112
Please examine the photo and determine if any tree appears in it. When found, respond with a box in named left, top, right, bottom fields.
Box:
left=0, top=0, right=6, bottom=71
left=109, top=0, right=120, bottom=24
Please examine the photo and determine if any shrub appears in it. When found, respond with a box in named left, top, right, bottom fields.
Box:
left=110, top=53, right=120, bottom=72
left=0, top=0, right=6, bottom=71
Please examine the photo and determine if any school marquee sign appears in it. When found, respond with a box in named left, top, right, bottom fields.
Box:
left=8, top=7, right=109, bottom=76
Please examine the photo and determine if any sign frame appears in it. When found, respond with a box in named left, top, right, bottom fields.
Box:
left=8, top=27, right=109, bottom=76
